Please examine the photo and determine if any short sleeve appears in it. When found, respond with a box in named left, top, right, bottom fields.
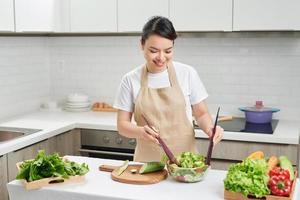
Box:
left=189, top=68, right=208, bottom=105
left=113, top=75, right=134, bottom=112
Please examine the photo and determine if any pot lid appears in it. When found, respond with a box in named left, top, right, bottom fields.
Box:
left=239, top=107, right=280, bottom=113
left=239, top=101, right=280, bottom=113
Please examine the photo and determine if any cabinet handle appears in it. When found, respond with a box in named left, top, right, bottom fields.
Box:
left=79, top=148, right=133, bottom=157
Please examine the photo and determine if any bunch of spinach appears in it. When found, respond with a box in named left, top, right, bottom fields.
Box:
left=224, top=158, right=270, bottom=198
left=16, top=150, right=89, bottom=182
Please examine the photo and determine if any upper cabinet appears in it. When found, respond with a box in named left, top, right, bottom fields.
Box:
left=117, top=0, right=169, bottom=32
left=169, top=0, right=232, bottom=32
left=70, top=0, right=117, bottom=32
left=233, top=0, right=300, bottom=31
left=0, top=0, right=15, bottom=32
left=15, top=0, right=69, bottom=32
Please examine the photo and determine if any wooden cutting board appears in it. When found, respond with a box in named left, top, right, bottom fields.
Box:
left=99, top=164, right=168, bottom=185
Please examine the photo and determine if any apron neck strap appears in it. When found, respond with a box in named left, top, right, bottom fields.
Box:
left=141, top=62, right=178, bottom=88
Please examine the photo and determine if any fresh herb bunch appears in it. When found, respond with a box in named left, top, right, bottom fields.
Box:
left=224, top=158, right=270, bottom=198
left=16, top=150, right=89, bottom=182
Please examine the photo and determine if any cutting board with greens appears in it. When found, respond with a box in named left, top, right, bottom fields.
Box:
left=224, top=151, right=297, bottom=200
left=16, top=150, right=89, bottom=190
left=99, top=161, right=167, bottom=185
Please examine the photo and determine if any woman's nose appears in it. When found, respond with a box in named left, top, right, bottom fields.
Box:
left=157, top=52, right=164, bottom=60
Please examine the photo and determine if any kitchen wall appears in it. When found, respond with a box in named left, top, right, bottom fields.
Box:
left=0, top=33, right=299, bottom=121
left=0, top=37, right=50, bottom=121
left=48, top=33, right=300, bottom=120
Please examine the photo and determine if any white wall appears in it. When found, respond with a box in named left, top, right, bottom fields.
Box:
left=0, top=33, right=299, bottom=121
left=0, top=37, right=50, bottom=120
left=48, top=33, right=300, bottom=120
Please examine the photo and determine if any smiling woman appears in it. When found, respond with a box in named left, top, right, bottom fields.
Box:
left=113, top=16, right=224, bottom=163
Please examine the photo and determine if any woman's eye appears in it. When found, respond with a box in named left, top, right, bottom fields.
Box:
left=165, top=51, right=172, bottom=54
left=150, top=50, right=158, bottom=53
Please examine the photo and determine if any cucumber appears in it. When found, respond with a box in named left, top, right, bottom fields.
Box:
left=139, top=162, right=165, bottom=174
left=279, top=156, right=294, bottom=181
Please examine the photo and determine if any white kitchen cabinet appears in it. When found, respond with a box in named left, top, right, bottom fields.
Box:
left=15, top=0, right=69, bottom=32
left=0, top=155, right=8, bottom=200
left=169, top=0, right=232, bottom=32
left=0, top=0, right=14, bottom=32
left=70, top=0, right=117, bottom=32
left=233, top=0, right=300, bottom=31
left=117, top=0, right=169, bottom=32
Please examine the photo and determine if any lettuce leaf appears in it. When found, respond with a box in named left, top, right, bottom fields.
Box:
left=223, top=158, right=270, bottom=198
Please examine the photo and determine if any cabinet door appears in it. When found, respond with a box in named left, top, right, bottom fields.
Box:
left=0, top=0, right=14, bottom=32
left=233, top=0, right=300, bottom=31
left=70, top=0, right=117, bottom=32
left=7, top=140, right=48, bottom=181
left=55, top=129, right=81, bottom=156
left=15, top=0, right=69, bottom=32
left=118, top=0, right=169, bottom=32
left=169, top=0, right=232, bottom=31
left=0, top=155, right=8, bottom=200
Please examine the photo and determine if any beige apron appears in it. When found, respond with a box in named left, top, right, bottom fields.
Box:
left=134, top=62, right=198, bottom=162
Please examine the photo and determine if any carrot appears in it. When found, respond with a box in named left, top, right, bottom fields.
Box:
left=267, top=156, right=279, bottom=172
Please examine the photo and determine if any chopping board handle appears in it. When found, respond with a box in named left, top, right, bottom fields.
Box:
left=99, top=165, right=118, bottom=172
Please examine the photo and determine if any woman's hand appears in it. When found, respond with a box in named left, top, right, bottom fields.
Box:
left=207, top=125, right=224, bottom=145
left=138, top=125, right=160, bottom=145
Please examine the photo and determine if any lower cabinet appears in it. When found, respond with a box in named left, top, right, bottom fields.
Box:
left=0, top=155, right=8, bottom=200
left=196, top=139, right=299, bottom=170
left=54, top=129, right=81, bottom=156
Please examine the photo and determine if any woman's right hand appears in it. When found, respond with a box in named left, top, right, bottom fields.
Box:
left=138, top=125, right=160, bottom=145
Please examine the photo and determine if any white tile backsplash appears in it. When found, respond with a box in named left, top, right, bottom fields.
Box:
left=0, top=33, right=299, bottom=120
left=0, top=37, right=50, bottom=120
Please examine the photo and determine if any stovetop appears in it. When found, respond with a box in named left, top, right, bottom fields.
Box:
left=194, top=117, right=279, bottom=134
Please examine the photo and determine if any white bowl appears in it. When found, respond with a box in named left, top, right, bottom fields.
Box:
left=67, top=93, right=89, bottom=103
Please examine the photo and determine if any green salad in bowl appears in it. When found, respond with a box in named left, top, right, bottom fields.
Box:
left=166, top=152, right=210, bottom=183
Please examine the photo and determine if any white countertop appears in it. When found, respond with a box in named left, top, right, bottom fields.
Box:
left=6, top=156, right=300, bottom=200
left=0, top=110, right=299, bottom=156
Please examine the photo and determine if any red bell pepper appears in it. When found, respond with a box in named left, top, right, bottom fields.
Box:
left=269, top=167, right=290, bottom=180
left=268, top=174, right=292, bottom=196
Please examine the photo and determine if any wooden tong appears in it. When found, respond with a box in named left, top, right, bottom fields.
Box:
left=142, top=115, right=180, bottom=166
left=205, top=107, right=220, bottom=166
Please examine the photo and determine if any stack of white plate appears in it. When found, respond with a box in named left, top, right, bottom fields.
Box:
left=64, top=93, right=91, bottom=112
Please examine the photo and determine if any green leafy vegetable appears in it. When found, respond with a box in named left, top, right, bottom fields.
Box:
left=176, top=152, right=205, bottom=168
left=16, top=150, right=89, bottom=182
left=224, top=158, right=270, bottom=198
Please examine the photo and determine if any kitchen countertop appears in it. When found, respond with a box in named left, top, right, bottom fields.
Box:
left=0, top=110, right=299, bottom=156
left=7, top=155, right=299, bottom=200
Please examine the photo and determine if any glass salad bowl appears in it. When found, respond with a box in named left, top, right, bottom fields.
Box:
left=166, top=152, right=210, bottom=183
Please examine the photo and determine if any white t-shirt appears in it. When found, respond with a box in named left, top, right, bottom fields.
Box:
left=113, top=61, right=208, bottom=122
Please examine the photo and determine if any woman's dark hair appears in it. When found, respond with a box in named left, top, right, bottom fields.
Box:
left=141, top=16, right=177, bottom=45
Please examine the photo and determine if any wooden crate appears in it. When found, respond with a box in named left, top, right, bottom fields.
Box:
left=16, top=159, right=86, bottom=190
left=224, top=172, right=297, bottom=200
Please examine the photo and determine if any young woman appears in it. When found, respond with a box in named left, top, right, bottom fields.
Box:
left=114, top=16, right=223, bottom=162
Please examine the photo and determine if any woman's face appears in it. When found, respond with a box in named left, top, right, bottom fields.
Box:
left=141, top=34, right=174, bottom=73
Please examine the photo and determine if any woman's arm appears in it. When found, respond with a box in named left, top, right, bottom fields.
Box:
left=117, top=110, right=159, bottom=144
left=192, top=101, right=223, bottom=144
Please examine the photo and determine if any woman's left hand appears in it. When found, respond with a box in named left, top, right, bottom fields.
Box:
left=208, top=125, right=224, bottom=145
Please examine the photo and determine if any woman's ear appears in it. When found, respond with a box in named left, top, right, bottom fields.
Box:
left=140, top=39, right=145, bottom=50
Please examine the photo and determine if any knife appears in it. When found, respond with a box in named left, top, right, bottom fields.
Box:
left=116, top=160, right=129, bottom=176
left=205, top=107, right=220, bottom=166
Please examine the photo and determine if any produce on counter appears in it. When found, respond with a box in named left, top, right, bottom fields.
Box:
left=279, top=156, right=295, bottom=181
left=268, top=167, right=292, bottom=196
left=224, top=158, right=270, bottom=198
left=247, top=151, right=264, bottom=160
left=224, top=151, right=296, bottom=198
left=16, top=150, right=89, bottom=182
left=176, top=152, right=205, bottom=168
left=116, top=160, right=129, bottom=176
left=139, top=161, right=165, bottom=174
